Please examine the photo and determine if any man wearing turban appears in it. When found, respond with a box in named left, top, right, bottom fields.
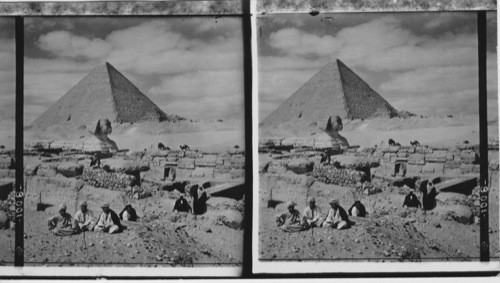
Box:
left=276, top=201, right=306, bottom=232
left=74, top=201, right=96, bottom=232
left=302, top=197, right=325, bottom=228
left=47, top=204, right=78, bottom=236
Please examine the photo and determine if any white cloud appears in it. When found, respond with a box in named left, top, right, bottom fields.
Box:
left=268, top=28, right=341, bottom=56
left=25, top=19, right=244, bottom=124
left=38, top=31, right=112, bottom=59
left=259, top=15, right=487, bottom=119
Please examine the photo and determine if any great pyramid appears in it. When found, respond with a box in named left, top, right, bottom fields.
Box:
left=32, top=62, right=175, bottom=129
left=261, top=59, right=398, bottom=127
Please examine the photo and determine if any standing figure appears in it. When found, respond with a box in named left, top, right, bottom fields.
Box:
left=422, top=182, right=438, bottom=210
left=47, top=204, right=79, bottom=236
left=323, top=199, right=350, bottom=230
left=90, top=153, right=100, bottom=168
left=193, top=186, right=210, bottom=215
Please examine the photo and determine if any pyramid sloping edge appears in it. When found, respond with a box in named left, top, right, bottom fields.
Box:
left=260, top=61, right=348, bottom=127
left=31, top=64, right=118, bottom=130
left=337, top=59, right=398, bottom=119
left=106, top=63, right=169, bottom=123
left=31, top=62, right=179, bottom=130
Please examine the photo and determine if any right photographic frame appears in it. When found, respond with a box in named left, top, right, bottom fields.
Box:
left=254, top=11, right=499, bottom=272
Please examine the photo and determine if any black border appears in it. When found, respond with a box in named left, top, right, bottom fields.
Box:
left=478, top=10, right=490, bottom=262
left=14, top=15, right=24, bottom=267
left=0, top=2, right=497, bottom=278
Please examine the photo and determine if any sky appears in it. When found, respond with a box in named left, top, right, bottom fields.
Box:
left=258, top=12, right=498, bottom=121
left=23, top=17, right=244, bottom=125
left=0, top=17, right=15, bottom=125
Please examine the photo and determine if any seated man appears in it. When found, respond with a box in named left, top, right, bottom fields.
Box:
left=95, top=203, right=122, bottom=234
left=323, top=199, right=350, bottom=230
left=74, top=201, right=96, bottom=232
left=276, top=201, right=307, bottom=232
left=119, top=204, right=138, bottom=221
left=173, top=194, right=192, bottom=213
left=348, top=200, right=366, bottom=217
left=403, top=191, right=422, bottom=211
left=302, top=197, right=325, bottom=228
left=47, top=204, right=79, bottom=236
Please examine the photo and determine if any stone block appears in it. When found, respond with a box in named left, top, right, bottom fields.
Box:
left=176, top=168, right=193, bottom=180
left=443, top=168, right=461, bottom=176
left=196, top=154, right=218, bottom=167
left=230, top=169, right=245, bottom=180
left=0, top=155, right=14, bottom=170
left=460, top=164, right=475, bottom=174
left=460, top=150, right=478, bottom=164
left=192, top=167, right=214, bottom=178
left=177, top=158, right=195, bottom=169
left=230, top=155, right=245, bottom=169
left=406, top=164, right=422, bottom=176
left=422, top=163, right=444, bottom=174
left=408, top=154, right=425, bottom=165
left=397, top=152, right=408, bottom=158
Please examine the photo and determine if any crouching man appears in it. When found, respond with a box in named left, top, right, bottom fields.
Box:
left=47, top=204, right=79, bottom=236
left=276, top=201, right=307, bottom=233
left=323, top=199, right=350, bottom=230
left=302, top=197, right=325, bottom=228
left=173, top=193, right=192, bottom=213
left=95, top=203, right=122, bottom=234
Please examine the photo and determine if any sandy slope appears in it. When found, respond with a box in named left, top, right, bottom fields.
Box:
left=24, top=120, right=245, bottom=152
left=21, top=172, right=244, bottom=266
left=260, top=116, right=498, bottom=148
left=258, top=170, right=499, bottom=261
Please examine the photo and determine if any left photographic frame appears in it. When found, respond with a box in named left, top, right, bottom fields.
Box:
left=1, top=13, right=249, bottom=277
left=0, top=16, right=16, bottom=266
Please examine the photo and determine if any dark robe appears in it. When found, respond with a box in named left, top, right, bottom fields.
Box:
left=173, top=198, right=192, bottom=213
left=348, top=201, right=366, bottom=217
left=422, top=188, right=438, bottom=210
left=193, top=191, right=209, bottom=215
left=98, top=209, right=122, bottom=229
left=119, top=205, right=138, bottom=221
left=403, top=193, right=421, bottom=208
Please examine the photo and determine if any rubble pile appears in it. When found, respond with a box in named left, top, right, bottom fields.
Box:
left=0, top=191, right=16, bottom=229
left=312, top=164, right=367, bottom=186
left=139, top=149, right=245, bottom=182
left=81, top=168, right=137, bottom=190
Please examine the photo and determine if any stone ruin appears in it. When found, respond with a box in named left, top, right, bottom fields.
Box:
left=24, top=140, right=246, bottom=200
left=0, top=152, right=15, bottom=229
left=260, top=115, right=499, bottom=195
